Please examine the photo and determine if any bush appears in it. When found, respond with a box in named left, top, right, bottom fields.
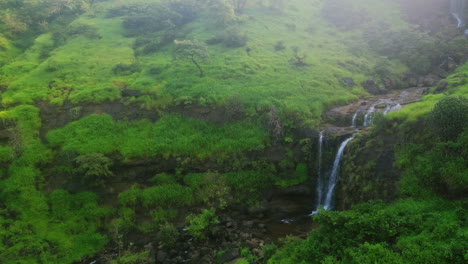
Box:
left=429, top=96, right=468, bottom=141
left=75, top=153, right=114, bottom=187
left=112, top=63, right=141, bottom=76
left=185, top=208, right=219, bottom=240
left=158, top=222, right=179, bottom=247
left=206, top=28, right=248, bottom=48
left=140, top=184, right=194, bottom=208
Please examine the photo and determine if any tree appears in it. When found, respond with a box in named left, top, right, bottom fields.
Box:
left=174, top=39, right=209, bottom=77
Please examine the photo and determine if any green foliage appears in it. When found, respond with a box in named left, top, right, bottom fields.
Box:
left=0, top=189, right=109, bottom=263
left=174, top=39, right=209, bottom=77
left=158, top=222, right=180, bottom=248
left=140, top=184, right=194, bottom=208
left=206, top=28, right=248, bottom=48
left=396, top=130, right=468, bottom=198
left=269, top=200, right=466, bottom=264
left=185, top=208, right=219, bottom=240
left=150, top=209, right=178, bottom=225
left=225, top=170, right=274, bottom=203
left=429, top=96, right=468, bottom=141
left=0, top=146, right=14, bottom=162
left=75, top=153, right=114, bottom=187
left=276, top=163, right=309, bottom=188
left=150, top=173, right=177, bottom=185
left=184, top=172, right=230, bottom=208
left=118, top=184, right=140, bottom=207
left=109, top=249, right=153, bottom=264
left=47, top=114, right=267, bottom=161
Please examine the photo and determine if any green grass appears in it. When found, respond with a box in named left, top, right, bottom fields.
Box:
left=46, top=113, right=268, bottom=161
left=0, top=105, right=110, bottom=264
left=388, top=65, right=468, bottom=122
left=0, top=0, right=411, bottom=125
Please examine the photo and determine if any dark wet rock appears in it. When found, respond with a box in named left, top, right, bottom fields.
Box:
left=278, top=185, right=312, bottom=196
left=246, top=238, right=259, bottom=247
left=447, top=58, right=458, bottom=71
left=341, top=77, right=355, bottom=87
left=217, top=248, right=240, bottom=263
left=432, top=68, right=449, bottom=78
left=156, top=250, right=168, bottom=263
left=200, top=247, right=211, bottom=256
left=422, top=74, right=440, bottom=86
left=247, top=202, right=268, bottom=216
left=403, top=73, right=419, bottom=87
left=362, top=79, right=384, bottom=95
left=434, top=80, right=448, bottom=94
left=242, top=220, right=254, bottom=228
left=381, top=78, right=397, bottom=90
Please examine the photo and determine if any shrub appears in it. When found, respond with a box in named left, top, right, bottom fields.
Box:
left=118, top=185, right=140, bottom=207
left=158, top=222, right=179, bottom=247
left=75, top=153, right=114, bottom=187
left=150, top=173, right=177, bottom=185
left=140, top=184, right=194, bottom=208
left=274, top=41, right=286, bottom=51
left=150, top=209, right=178, bottom=224
left=185, top=208, right=219, bottom=240
left=429, top=96, right=468, bottom=141
left=112, top=63, right=141, bottom=76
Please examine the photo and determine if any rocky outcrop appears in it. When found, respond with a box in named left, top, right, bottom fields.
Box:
left=362, top=80, right=385, bottom=95
left=335, top=129, right=401, bottom=210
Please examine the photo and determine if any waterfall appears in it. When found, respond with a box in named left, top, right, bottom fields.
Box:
left=451, top=0, right=466, bottom=28
left=311, top=131, right=324, bottom=215
left=351, top=109, right=359, bottom=128
left=311, top=136, right=353, bottom=215
left=323, top=137, right=353, bottom=210
left=363, top=100, right=402, bottom=127
left=363, top=104, right=376, bottom=127
left=383, top=103, right=402, bottom=114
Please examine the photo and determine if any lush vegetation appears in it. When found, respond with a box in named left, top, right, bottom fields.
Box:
left=267, top=70, right=468, bottom=264
left=0, top=0, right=467, bottom=263
left=46, top=113, right=267, bottom=160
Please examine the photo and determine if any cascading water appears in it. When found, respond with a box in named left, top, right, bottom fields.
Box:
left=362, top=104, right=376, bottom=127
left=351, top=109, right=359, bottom=128
left=311, top=136, right=353, bottom=214
left=323, top=137, right=353, bottom=210
left=310, top=131, right=324, bottom=215
left=362, top=99, right=403, bottom=127
left=451, top=0, right=466, bottom=28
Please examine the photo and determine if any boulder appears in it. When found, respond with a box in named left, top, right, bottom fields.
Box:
left=381, top=78, right=397, bottom=90
left=422, top=74, right=440, bottom=86
left=156, top=250, right=168, bottom=263
left=362, top=80, right=384, bottom=95
left=217, top=248, right=240, bottom=263
left=404, top=74, right=419, bottom=87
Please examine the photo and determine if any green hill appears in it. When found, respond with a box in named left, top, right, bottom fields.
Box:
left=0, top=0, right=466, bottom=263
